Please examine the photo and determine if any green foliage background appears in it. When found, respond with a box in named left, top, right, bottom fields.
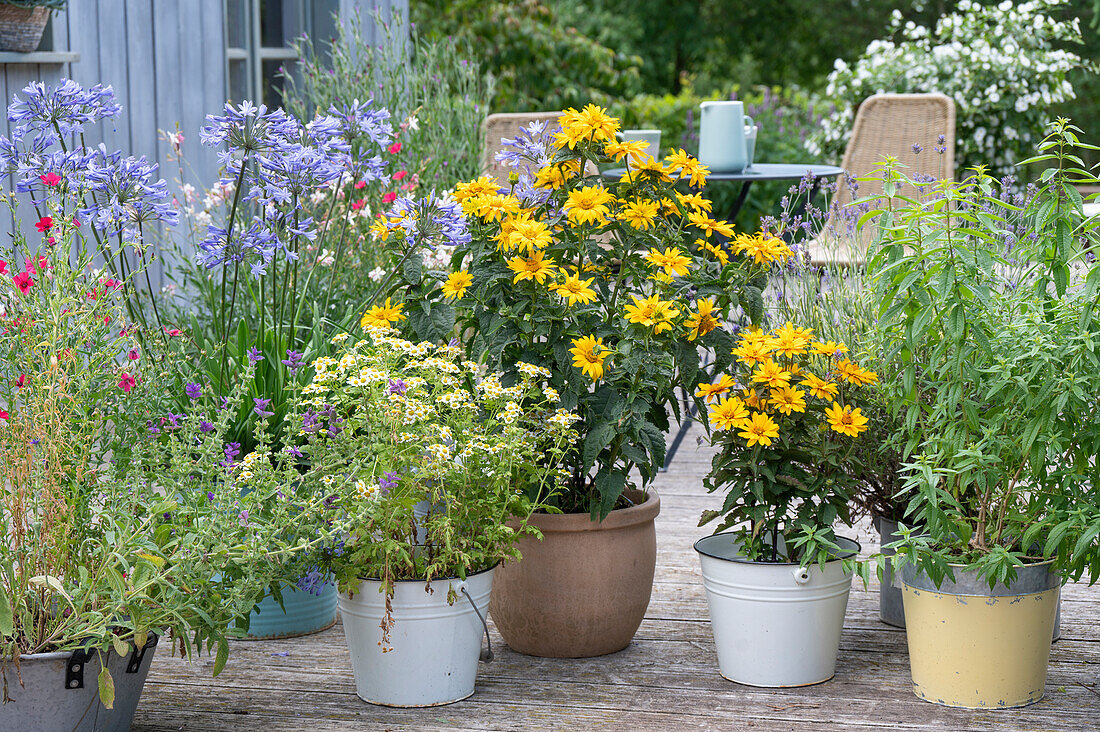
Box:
left=412, top=0, right=1099, bottom=170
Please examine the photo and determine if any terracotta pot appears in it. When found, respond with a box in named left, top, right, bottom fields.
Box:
left=490, top=488, right=659, bottom=657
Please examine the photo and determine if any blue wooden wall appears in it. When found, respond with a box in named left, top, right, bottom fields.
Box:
left=0, top=0, right=408, bottom=276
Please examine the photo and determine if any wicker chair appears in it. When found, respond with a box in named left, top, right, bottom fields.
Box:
left=808, top=93, right=956, bottom=267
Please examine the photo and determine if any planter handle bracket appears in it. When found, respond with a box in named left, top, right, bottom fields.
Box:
left=460, top=586, right=493, bottom=663
left=126, top=643, right=149, bottom=674
left=66, top=648, right=90, bottom=689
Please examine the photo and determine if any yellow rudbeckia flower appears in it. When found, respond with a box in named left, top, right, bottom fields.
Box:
left=569, top=335, right=609, bottom=381
left=441, top=270, right=473, bottom=300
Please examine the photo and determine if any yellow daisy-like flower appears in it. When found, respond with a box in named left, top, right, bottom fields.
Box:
left=555, top=104, right=620, bottom=148
left=742, top=387, right=764, bottom=410
left=825, top=402, right=869, bottom=437
left=665, top=148, right=710, bottom=187
left=696, top=238, right=729, bottom=265
left=687, top=210, right=735, bottom=239
left=738, top=411, right=780, bottom=448
left=623, top=293, right=680, bottom=335
left=533, top=160, right=580, bottom=189
left=477, top=194, right=522, bottom=223
left=732, top=330, right=774, bottom=366
left=507, top=250, right=557, bottom=285
left=709, top=396, right=749, bottom=431
left=684, top=298, right=720, bottom=341
left=811, top=340, right=849, bottom=357
left=627, top=155, right=675, bottom=181
left=620, top=199, right=660, bottom=230
left=507, top=217, right=553, bottom=253
left=732, top=232, right=794, bottom=265
left=644, top=246, right=692, bottom=277
left=801, top=372, right=839, bottom=400
left=696, top=374, right=738, bottom=404
left=549, top=272, right=598, bottom=306
left=604, top=139, right=651, bottom=165
left=360, top=297, right=405, bottom=329
left=569, top=335, right=609, bottom=381
left=676, top=192, right=712, bottom=212
left=835, top=359, right=879, bottom=386
left=769, top=322, right=814, bottom=358
left=769, top=386, right=807, bottom=415
left=441, top=270, right=473, bottom=300
left=751, top=359, right=792, bottom=389
left=564, top=185, right=614, bottom=227
left=453, top=176, right=501, bottom=203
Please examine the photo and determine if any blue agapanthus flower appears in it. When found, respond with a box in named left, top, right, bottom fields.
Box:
left=384, top=192, right=471, bottom=250
left=8, top=79, right=122, bottom=143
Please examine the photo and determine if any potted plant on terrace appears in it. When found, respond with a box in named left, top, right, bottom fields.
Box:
left=868, top=120, right=1100, bottom=708
left=0, top=205, right=329, bottom=730
left=285, top=326, right=575, bottom=706
left=694, top=319, right=876, bottom=686
left=162, top=95, right=401, bottom=638
left=381, top=106, right=791, bottom=657
left=769, top=175, right=914, bottom=628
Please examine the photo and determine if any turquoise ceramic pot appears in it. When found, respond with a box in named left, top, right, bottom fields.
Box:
left=244, top=581, right=339, bottom=639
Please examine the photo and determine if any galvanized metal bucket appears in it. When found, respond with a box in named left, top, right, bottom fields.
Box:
left=243, top=580, right=339, bottom=640
left=0, top=635, right=158, bottom=731
left=875, top=516, right=907, bottom=628
left=695, top=532, right=858, bottom=687
left=339, top=568, right=494, bottom=706
left=901, top=561, right=1059, bottom=709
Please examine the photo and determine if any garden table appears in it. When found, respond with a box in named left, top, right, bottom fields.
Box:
left=606, top=163, right=847, bottom=471
left=603, top=162, right=844, bottom=225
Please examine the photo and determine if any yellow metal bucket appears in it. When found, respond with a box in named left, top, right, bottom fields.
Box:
left=900, top=561, right=1059, bottom=709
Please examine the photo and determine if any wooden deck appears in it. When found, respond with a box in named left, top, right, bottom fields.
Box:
left=133, top=422, right=1100, bottom=731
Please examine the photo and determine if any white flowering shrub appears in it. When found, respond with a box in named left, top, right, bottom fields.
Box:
left=810, top=0, right=1090, bottom=175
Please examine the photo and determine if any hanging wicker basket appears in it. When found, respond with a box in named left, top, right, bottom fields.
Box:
left=0, top=5, right=49, bottom=53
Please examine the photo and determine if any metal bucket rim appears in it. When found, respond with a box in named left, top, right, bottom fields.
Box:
left=350, top=562, right=498, bottom=587
left=2, top=633, right=160, bottom=664
left=900, top=559, right=1060, bottom=596
left=694, top=531, right=861, bottom=565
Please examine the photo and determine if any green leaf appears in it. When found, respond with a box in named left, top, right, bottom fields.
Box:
left=403, top=255, right=423, bottom=285
left=98, top=664, right=115, bottom=710
left=213, top=637, right=230, bottom=676
left=0, top=586, right=12, bottom=637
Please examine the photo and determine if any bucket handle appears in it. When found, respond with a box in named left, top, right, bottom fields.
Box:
left=460, top=585, right=493, bottom=663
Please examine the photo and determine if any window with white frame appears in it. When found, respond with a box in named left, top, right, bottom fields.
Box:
left=225, top=0, right=339, bottom=107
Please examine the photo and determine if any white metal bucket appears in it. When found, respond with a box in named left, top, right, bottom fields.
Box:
left=695, top=532, right=857, bottom=687
left=338, top=567, right=494, bottom=707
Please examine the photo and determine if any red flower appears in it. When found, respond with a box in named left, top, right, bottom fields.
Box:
left=354, top=181, right=366, bottom=190
left=387, top=141, right=402, bottom=155
left=47, top=237, right=56, bottom=245
left=72, top=217, right=80, bottom=227
left=35, top=216, right=53, bottom=233
left=351, top=200, right=366, bottom=211
left=12, top=272, right=33, bottom=294
left=381, top=192, right=397, bottom=205
left=39, top=172, right=61, bottom=186
left=15, top=374, right=25, bottom=388
left=103, top=315, right=111, bottom=325
left=393, top=170, right=407, bottom=181
left=0, top=411, right=8, bottom=420
left=127, top=348, right=140, bottom=361
left=118, top=373, right=136, bottom=393
left=0, top=260, right=7, bottom=276
left=164, top=328, right=183, bottom=337
left=24, top=255, right=47, bottom=273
